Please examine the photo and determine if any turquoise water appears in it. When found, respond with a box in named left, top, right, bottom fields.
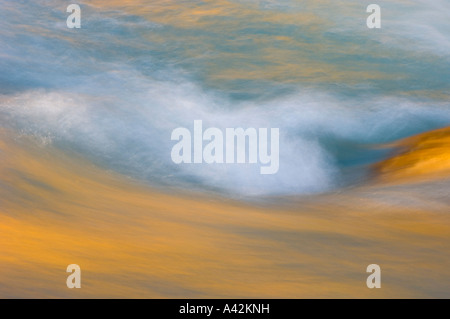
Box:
left=0, top=0, right=449, bottom=196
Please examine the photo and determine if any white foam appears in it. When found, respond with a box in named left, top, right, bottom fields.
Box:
left=1, top=73, right=449, bottom=196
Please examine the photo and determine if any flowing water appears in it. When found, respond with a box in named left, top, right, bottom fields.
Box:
left=0, top=0, right=449, bottom=297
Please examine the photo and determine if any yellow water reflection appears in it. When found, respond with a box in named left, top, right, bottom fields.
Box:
left=0, top=128, right=449, bottom=298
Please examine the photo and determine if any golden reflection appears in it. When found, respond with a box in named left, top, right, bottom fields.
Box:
left=1, top=128, right=449, bottom=298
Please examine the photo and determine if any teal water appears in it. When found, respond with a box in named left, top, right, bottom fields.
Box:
left=0, top=0, right=449, bottom=196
